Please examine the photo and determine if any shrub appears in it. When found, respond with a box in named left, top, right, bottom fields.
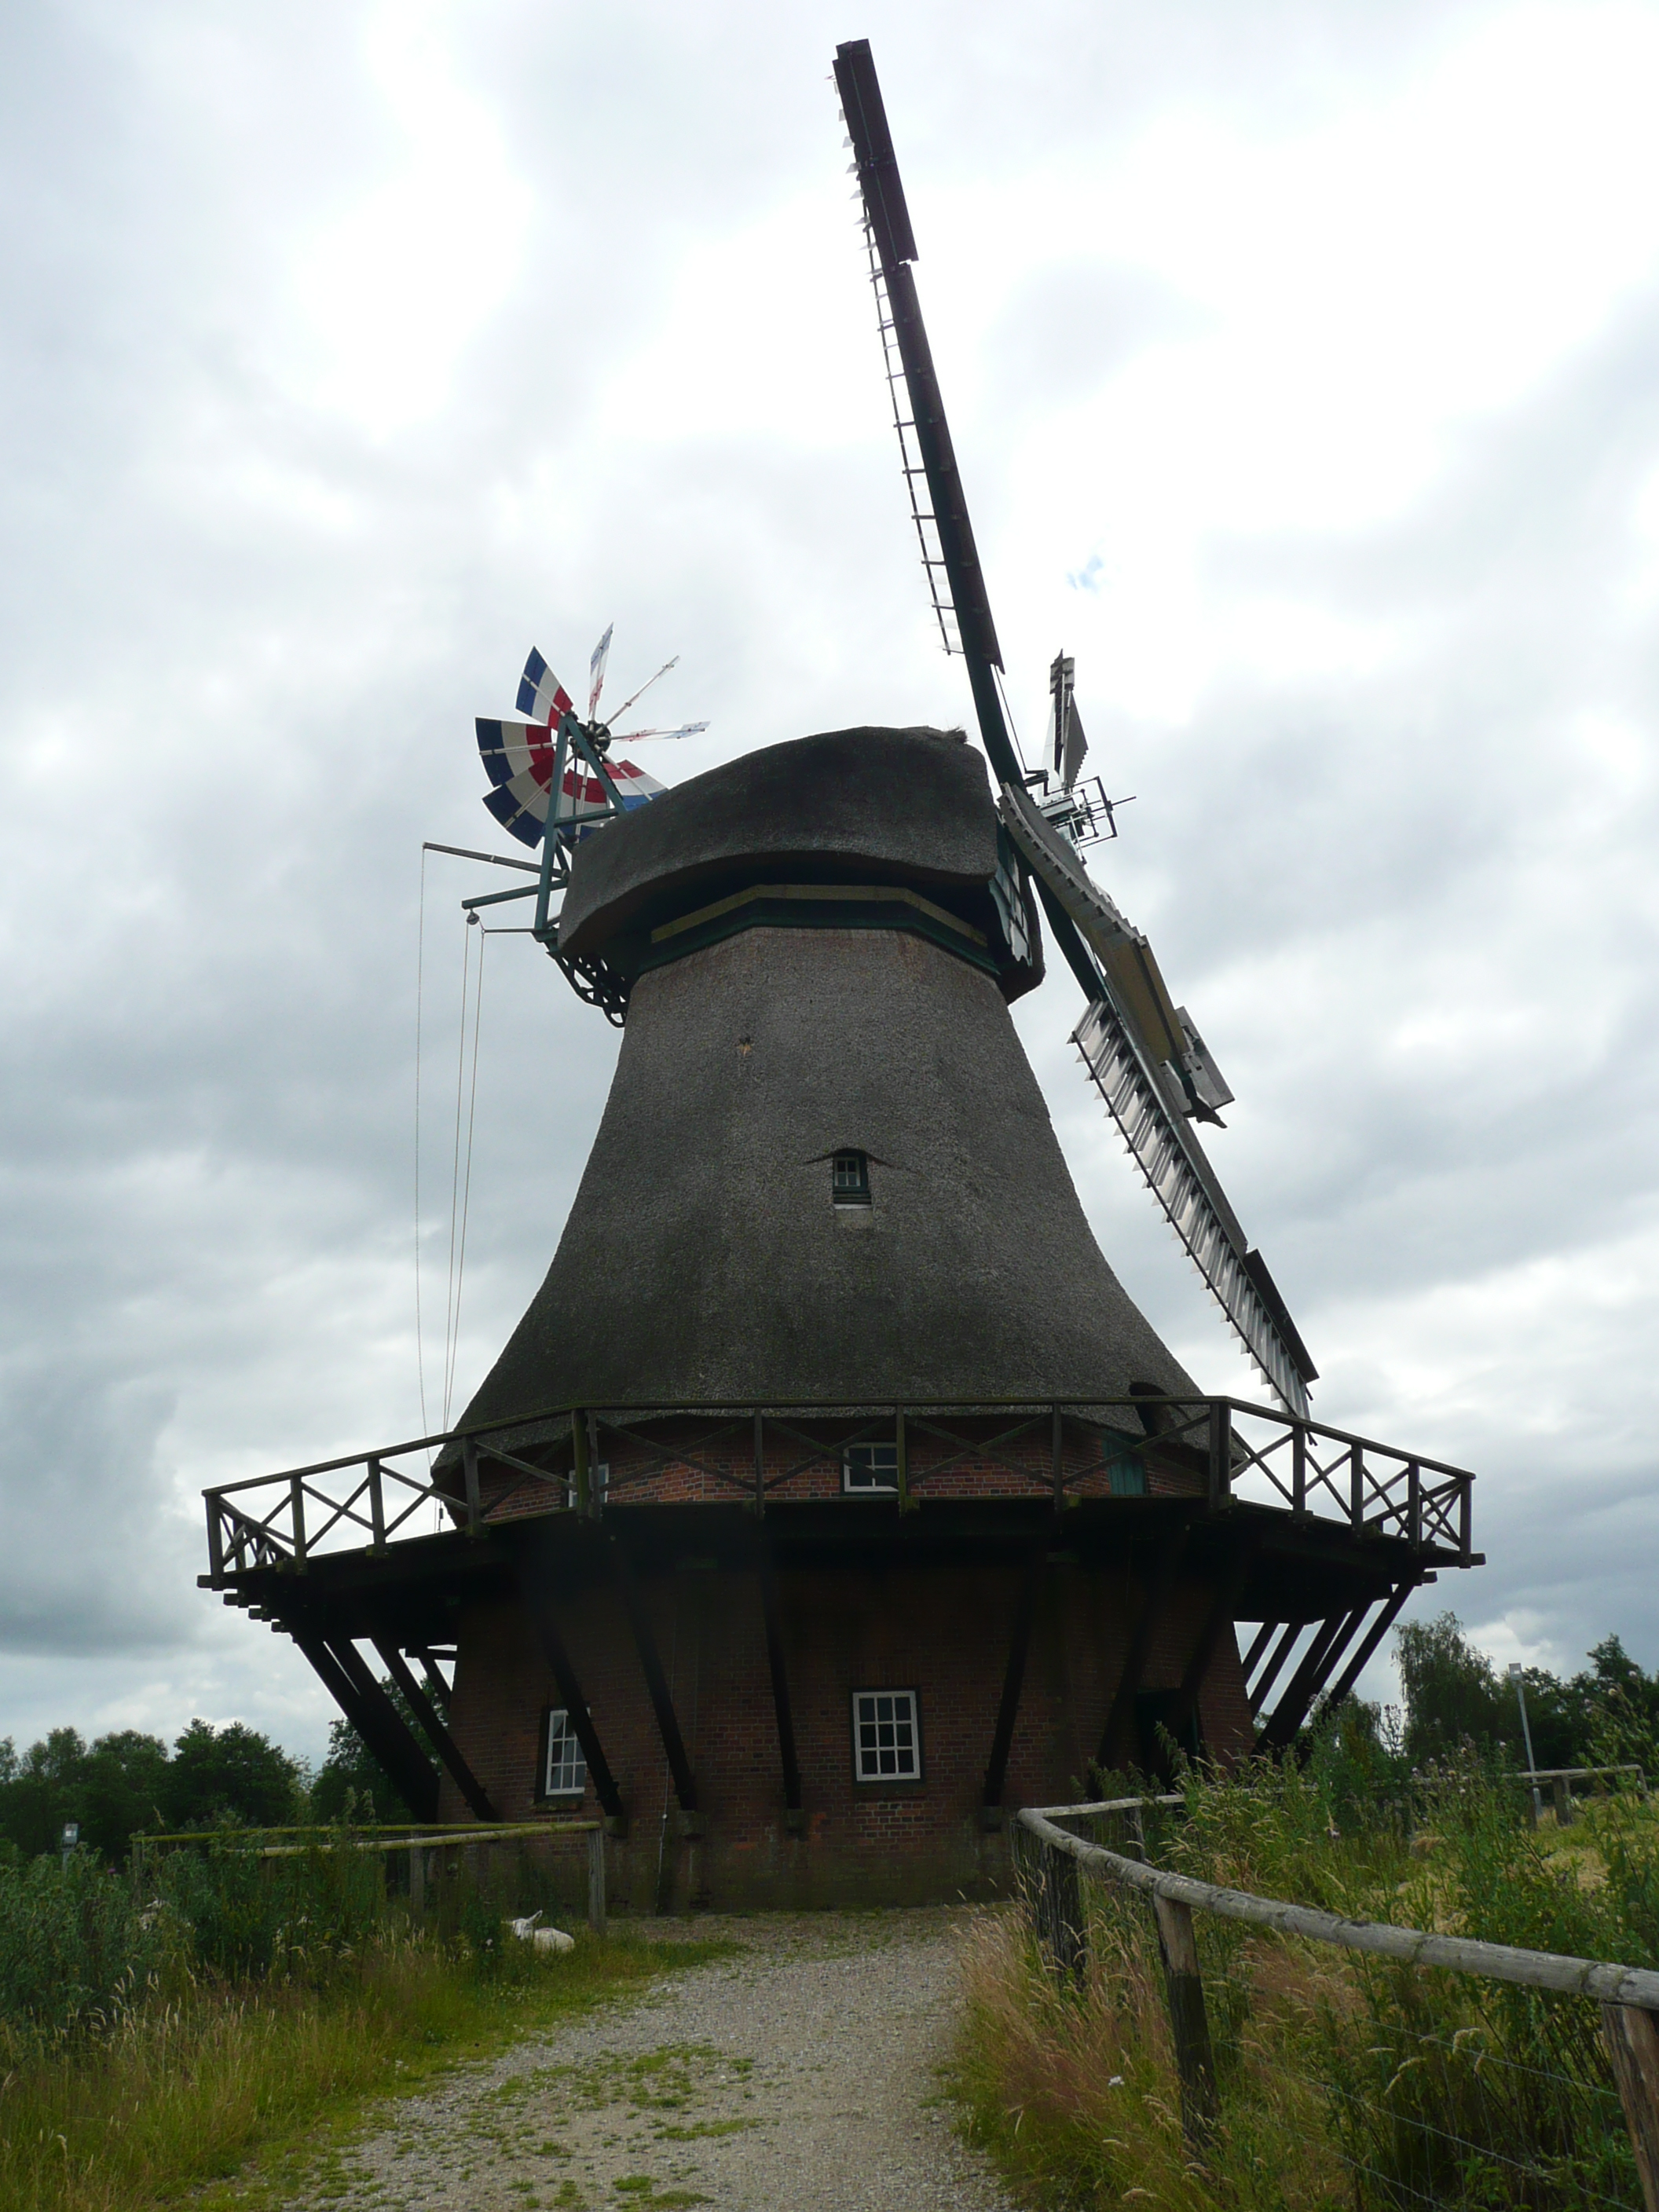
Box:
left=0, top=1852, right=182, bottom=2043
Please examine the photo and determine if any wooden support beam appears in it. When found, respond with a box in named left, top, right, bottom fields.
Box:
left=982, top=1545, right=1045, bottom=1810
left=1247, top=1621, right=1304, bottom=1719
left=284, top=1624, right=440, bottom=1822
left=609, top=1532, right=698, bottom=1812
left=1097, top=1519, right=1189, bottom=1774
left=1318, top=1582, right=1414, bottom=1719
left=371, top=1635, right=499, bottom=1823
left=508, top=1535, right=624, bottom=1822
left=1257, top=1607, right=1362, bottom=1755
left=756, top=1547, right=802, bottom=1813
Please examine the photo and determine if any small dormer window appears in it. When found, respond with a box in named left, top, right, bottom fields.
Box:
left=832, top=1151, right=871, bottom=1206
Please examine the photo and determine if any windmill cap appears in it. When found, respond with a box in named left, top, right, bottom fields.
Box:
left=557, top=725, right=997, bottom=964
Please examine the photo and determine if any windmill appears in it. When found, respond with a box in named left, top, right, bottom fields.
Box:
left=832, top=38, right=1317, bottom=1419
left=200, top=40, right=1478, bottom=1911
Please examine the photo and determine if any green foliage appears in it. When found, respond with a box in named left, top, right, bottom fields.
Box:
left=0, top=1926, right=720, bottom=2212
left=0, top=1719, right=304, bottom=1867
left=1396, top=1613, right=1659, bottom=1777
left=162, top=1719, right=305, bottom=1831
left=1395, top=1612, right=1509, bottom=1763
left=150, top=1826, right=390, bottom=1983
left=0, top=1851, right=185, bottom=2041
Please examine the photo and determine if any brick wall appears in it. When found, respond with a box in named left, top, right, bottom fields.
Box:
left=441, top=1553, right=1251, bottom=1910
left=473, top=1413, right=1206, bottom=1525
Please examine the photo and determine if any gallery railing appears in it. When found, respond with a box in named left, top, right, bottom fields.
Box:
left=200, top=1393, right=1476, bottom=1584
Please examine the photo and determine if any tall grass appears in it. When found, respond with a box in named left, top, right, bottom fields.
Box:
left=0, top=1835, right=721, bottom=2212
left=0, top=1925, right=695, bottom=2212
left=954, top=1760, right=1659, bottom=2210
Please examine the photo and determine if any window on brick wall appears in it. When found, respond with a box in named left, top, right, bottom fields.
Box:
left=541, top=1708, right=588, bottom=1798
left=851, top=1689, right=921, bottom=1782
left=831, top=1150, right=870, bottom=1205
left=843, top=1443, right=898, bottom=1494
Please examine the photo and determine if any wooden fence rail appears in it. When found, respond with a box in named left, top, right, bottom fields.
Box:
left=1016, top=1796, right=1659, bottom=2207
left=133, top=1818, right=608, bottom=1937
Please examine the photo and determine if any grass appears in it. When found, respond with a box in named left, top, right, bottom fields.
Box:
left=950, top=1757, right=1659, bottom=2210
left=0, top=1926, right=731, bottom=2212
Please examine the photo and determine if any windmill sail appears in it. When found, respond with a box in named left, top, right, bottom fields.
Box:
left=837, top=37, right=1318, bottom=1418
left=1002, top=780, right=1313, bottom=1413
left=1052, top=652, right=1089, bottom=789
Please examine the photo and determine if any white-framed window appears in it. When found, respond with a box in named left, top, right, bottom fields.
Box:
left=852, top=1689, right=921, bottom=1782
left=543, top=1707, right=588, bottom=1798
left=565, top=1461, right=610, bottom=1511
left=831, top=1150, right=871, bottom=1205
left=843, top=1443, right=898, bottom=1494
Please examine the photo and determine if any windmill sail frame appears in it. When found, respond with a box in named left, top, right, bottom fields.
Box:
left=837, top=36, right=1318, bottom=1417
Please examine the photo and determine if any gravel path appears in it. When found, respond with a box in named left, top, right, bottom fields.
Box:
left=287, top=1910, right=1016, bottom=2212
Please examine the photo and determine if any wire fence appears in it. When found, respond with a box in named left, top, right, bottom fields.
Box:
left=1016, top=1796, right=1659, bottom=2211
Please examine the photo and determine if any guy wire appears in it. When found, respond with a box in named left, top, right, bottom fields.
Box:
left=444, top=918, right=488, bottom=1428
left=414, top=844, right=430, bottom=1454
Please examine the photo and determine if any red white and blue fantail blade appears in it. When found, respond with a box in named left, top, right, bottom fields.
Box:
left=588, top=624, right=613, bottom=720
left=475, top=714, right=671, bottom=849
left=476, top=716, right=559, bottom=848
left=515, top=648, right=574, bottom=726
left=555, top=753, right=669, bottom=840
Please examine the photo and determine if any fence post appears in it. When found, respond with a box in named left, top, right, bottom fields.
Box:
left=1152, top=1893, right=1218, bottom=2151
left=1552, top=1774, right=1575, bottom=1829
left=408, top=1839, right=426, bottom=1925
left=368, top=1458, right=386, bottom=1548
left=291, top=1474, right=308, bottom=1569
left=587, top=1825, right=607, bottom=1937
left=1601, top=2004, right=1659, bottom=2212
left=1035, top=1840, right=1086, bottom=1981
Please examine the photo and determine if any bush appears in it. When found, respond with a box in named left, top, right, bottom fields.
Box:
left=0, top=1852, right=182, bottom=2044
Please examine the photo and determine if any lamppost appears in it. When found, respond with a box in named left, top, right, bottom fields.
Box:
left=1507, top=1662, right=1544, bottom=1826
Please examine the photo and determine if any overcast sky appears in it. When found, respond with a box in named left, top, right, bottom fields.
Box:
left=3, top=0, right=1657, bottom=1764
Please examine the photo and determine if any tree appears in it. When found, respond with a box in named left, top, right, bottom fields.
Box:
left=79, top=1732, right=170, bottom=1859
left=0, top=1727, right=87, bottom=1859
left=1395, top=1612, right=1508, bottom=1764
left=161, top=1720, right=303, bottom=1830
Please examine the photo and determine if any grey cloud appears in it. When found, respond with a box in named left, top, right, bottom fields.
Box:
left=2, top=0, right=1657, bottom=1750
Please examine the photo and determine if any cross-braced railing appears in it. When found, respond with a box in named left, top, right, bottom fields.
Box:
left=201, top=1395, right=1476, bottom=1585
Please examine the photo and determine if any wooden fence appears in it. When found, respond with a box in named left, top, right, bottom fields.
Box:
left=1017, top=1796, right=1659, bottom=2210
left=134, top=1818, right=608, bottom=1935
